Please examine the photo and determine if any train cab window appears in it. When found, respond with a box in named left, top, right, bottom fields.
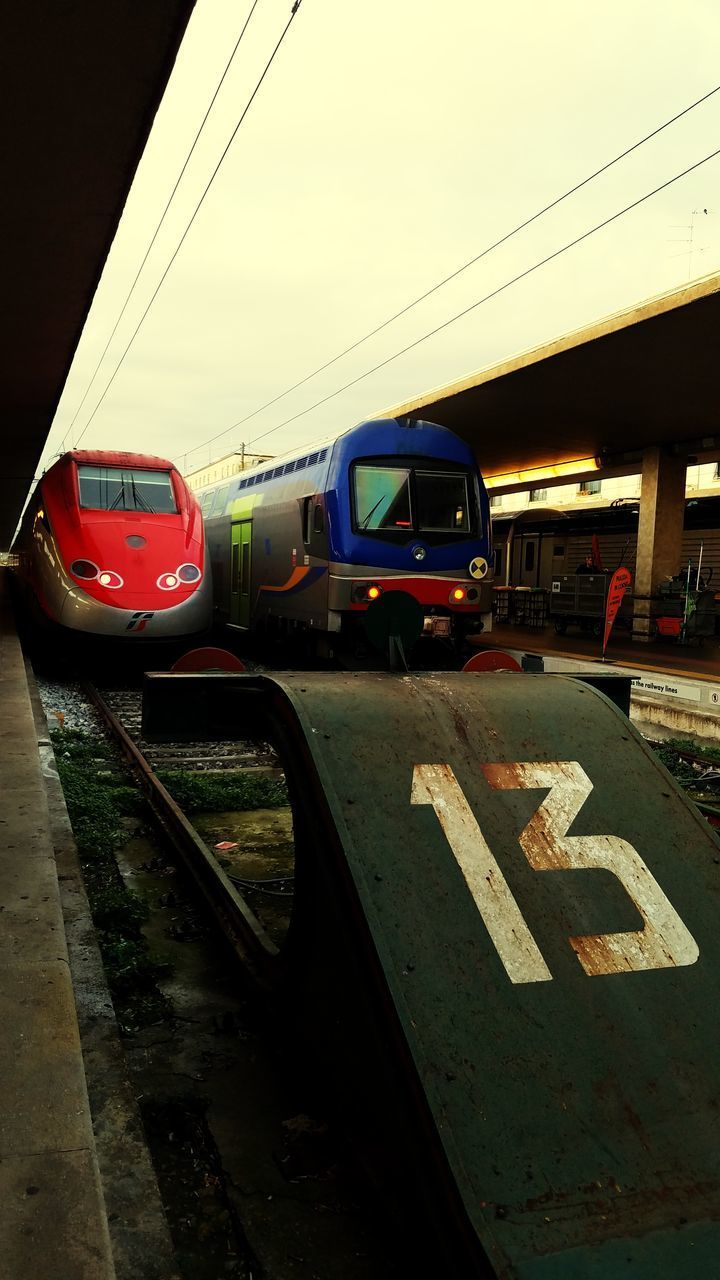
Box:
left=416, top=472, right=470, bottom=532
left=313, top=504, right=324, bottom=534
left=354, top=465, right=412, bottom=531
left=78, top=466, right=177, bottom=514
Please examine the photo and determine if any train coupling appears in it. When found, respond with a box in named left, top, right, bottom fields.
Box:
left=422, top=614, right=451, bottom=637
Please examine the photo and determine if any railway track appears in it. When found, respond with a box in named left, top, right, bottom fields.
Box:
left=92, top=686, right=279, bottom=773
left=84, top=682, right=291, bottom=986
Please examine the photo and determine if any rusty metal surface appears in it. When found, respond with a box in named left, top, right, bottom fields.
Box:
left=142, top=670, right=720, bottom=1275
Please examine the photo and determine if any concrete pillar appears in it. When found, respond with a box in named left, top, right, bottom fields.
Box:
left=632, top=447, right=686, bottom=641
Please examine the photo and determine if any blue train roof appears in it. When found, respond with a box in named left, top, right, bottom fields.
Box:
left=332, top=418, right=477, bottom=469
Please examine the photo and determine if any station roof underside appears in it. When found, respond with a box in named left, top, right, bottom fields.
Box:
left=0, top=2, right=194, bottom=549
left=388, top=271, right=720, bottom=480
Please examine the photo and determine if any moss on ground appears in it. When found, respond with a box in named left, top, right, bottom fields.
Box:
left=651, top=741, right=697, bottom=785
left=157, top=769, right=288, bottom=813
left=667, top=737, right=720, bottom=764
left=52, top=728, right=172, bottom=1033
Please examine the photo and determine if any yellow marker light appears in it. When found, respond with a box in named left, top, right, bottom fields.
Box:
left=367, top=585, right=381, bottom=600
left=452, top=587, right=466, bottom=602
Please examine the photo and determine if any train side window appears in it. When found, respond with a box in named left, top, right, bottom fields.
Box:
left=494, top=548, right=502, bottom=575
left=211, top=484, right=231, bottom=517
left=313, top=504, right=324, bottom=534
left=231, top=541, right=240, bottom=592
left=303, top=497, right=312, bottom=544
left=241, top=542, right=250, bottom=595
left=525, top=542, right=536, bottom=572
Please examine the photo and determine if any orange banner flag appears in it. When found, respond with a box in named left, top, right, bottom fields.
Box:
left=603, top=567, right=632, bottom=655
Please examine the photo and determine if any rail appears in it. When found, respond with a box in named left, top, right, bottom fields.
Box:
left=84, top=682, right=281, bottom=987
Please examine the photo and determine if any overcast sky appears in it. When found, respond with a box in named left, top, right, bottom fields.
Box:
left=41, top=0, right=720, bottom=476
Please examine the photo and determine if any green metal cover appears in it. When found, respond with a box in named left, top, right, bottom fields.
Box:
left=143, top=671, right=720, bottom=1275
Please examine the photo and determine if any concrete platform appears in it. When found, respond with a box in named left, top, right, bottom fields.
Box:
left=0, top=571, right=115, bottom=1279
left=486, top=621, right=720, bottom=742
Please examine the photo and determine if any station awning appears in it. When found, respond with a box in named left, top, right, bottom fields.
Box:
left=0, top=2, right=195, bottom=548
left=388, top=271, right=720, bottom=481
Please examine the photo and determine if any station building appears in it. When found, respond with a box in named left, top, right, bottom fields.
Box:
left=182, top=448, right=274, bottom=492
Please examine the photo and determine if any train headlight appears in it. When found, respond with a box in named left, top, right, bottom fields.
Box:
left=157, top=573, right=179, bottom=590
left=412, top=545, right=427, bottom=562
left=177, top=563, right=201, bottom=583
left=450, top=586, right=467, bottom=603
left=351, top=582, right=384, bottom=603
left=97, top=570, right=123, bottom=589
left=70, top=559, right=99, bottom=580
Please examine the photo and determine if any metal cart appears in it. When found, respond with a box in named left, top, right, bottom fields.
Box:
left=655, top=578, right=716, bottom=644
left=513, top=587, right=548, bottom=629
left=550, top=573, right=611, bottom=636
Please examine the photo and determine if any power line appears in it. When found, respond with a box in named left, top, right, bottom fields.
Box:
left=185, top=80, right=720, bottom=464
left=60, top=0, right=262, bottom=449
left=73, top=0, right=305, bottom=448
left=242, top=144, right=720, bottom=449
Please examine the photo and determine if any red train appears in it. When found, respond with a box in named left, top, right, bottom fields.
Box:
left=13, top=450, right=211, bottom=638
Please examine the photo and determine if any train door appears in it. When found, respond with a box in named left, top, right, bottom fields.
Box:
left=517, top=534, right=540, bottom=587
left=230, top=521, right=252, bottom=628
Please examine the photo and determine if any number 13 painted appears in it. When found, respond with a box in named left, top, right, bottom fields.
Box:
left=411, top=761, right=698, bottom=983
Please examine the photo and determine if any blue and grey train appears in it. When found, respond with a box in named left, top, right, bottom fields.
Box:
left=198, top=417, right=494, bottom=652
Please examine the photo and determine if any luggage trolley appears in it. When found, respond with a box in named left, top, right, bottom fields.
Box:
left=550, top=572, right=610, bottom=636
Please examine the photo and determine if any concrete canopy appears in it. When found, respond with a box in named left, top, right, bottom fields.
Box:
left=0, top=2, right=195, bottom=549
left=388, top=271, right=720, bottom=481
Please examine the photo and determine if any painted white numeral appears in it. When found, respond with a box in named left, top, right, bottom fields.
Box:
left=483, top=761, right=699, bottom=976
left=411, top=764, right=552, bottom=984
left=412, top=761, right=699, bottom=982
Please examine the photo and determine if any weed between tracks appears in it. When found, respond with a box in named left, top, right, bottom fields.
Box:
left=156, top=768, right=288, bottom=813
left=652, top=737, right=720, bottom=781
left=51, top=727, right=173, bottom=1033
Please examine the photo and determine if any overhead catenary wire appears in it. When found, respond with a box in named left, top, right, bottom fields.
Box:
left=241, top=143, right=720, bottom=450
left=184, top=80, right=720, bottom=465
left=72, top=0, right=305, bottom=449
left=60, top=0, right=263, bottom=450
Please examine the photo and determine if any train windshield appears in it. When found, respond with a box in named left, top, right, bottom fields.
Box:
left=77, top=466, right=177, bottom=514
left=353, top=465, right=471, bottom=534
left=415, top=472, right=470, bottom=532
left=355, top=466, right=412, bottom=531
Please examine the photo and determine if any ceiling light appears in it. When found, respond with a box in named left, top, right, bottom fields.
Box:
left=484, top=457, right=601, bottom=489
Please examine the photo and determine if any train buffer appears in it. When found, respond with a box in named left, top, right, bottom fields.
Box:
left=143, top=669, right=720, bottom=1277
